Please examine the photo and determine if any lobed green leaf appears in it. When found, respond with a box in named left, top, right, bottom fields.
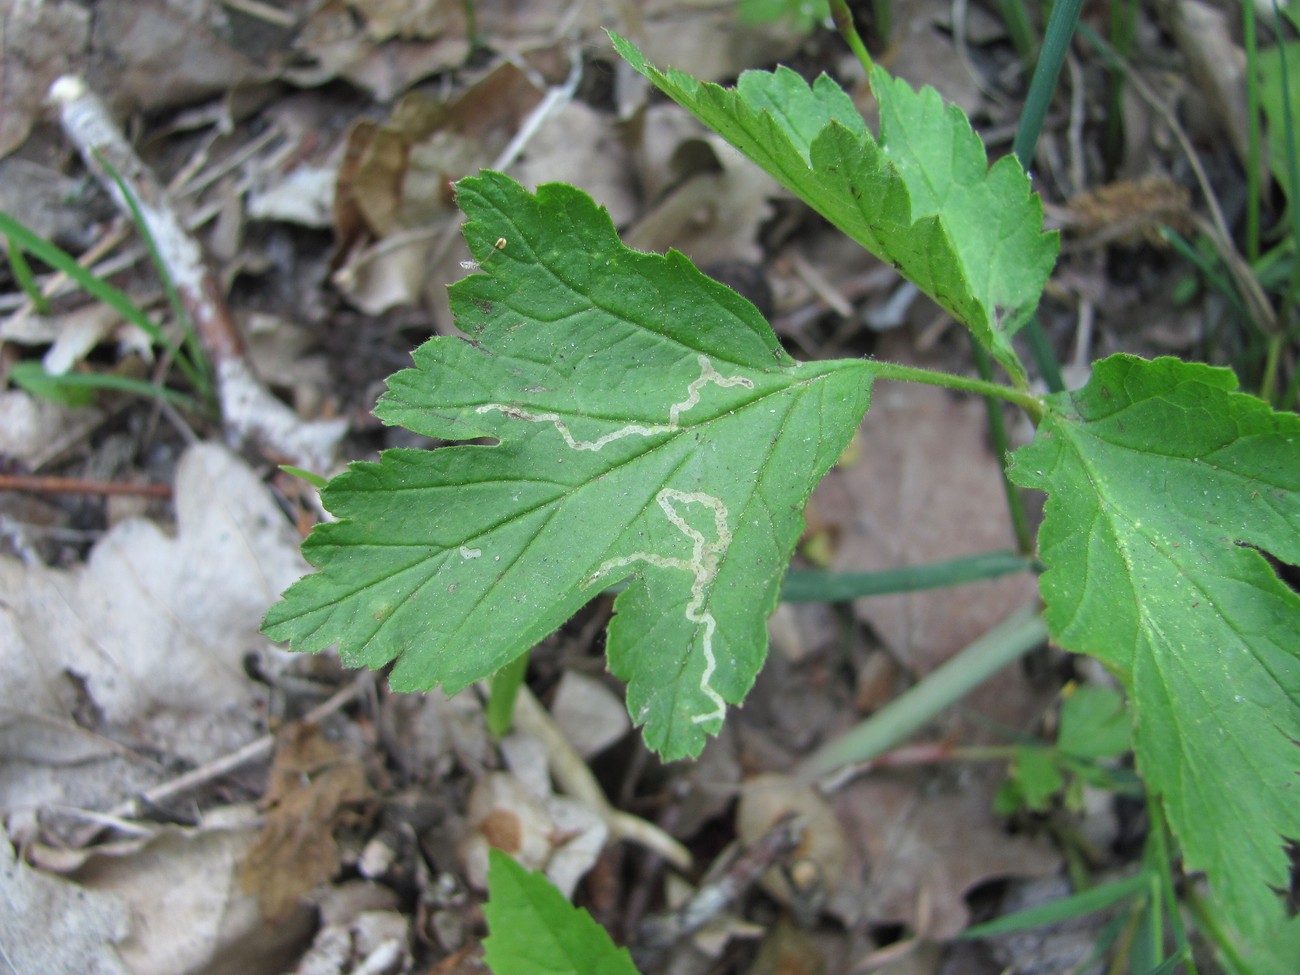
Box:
left=611, top=33, right=1057, bottom=383
left=263, top=171, right=873, bottom=760
left=1010, top=354, right=1300, bottom=941
left=483, top=849, right=641, bottom=975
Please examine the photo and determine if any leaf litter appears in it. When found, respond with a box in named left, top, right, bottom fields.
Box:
left=0, top=0, right=1284, bottom=972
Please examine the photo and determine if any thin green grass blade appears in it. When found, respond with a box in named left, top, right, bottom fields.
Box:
left=959, top=873, right=1149, bottom=939
left=1244, top=0, right=1263, bottom=262
left=1010, top=0, right=1083, bottom=394
left=97, top=153, right=213, bottom=403
left=9, top=361, right=201, bottom=412
left=996, top=0, right=1039, bottom=65
left=3, top=238, right=49, bottom=313
left=487, top=651, right=529, bottom=738
left=781, top=550, right=1038, bottom=602
left=0, top=211, right=167, bottom=347
left=1160, top=226, right=1252, bottom=325
left=970, top=336, right=1033, bottom=553
left=801, top=605, right=1047, bottom=774
left=280, top=465, right=329, bottom=489
left=1266, top=8, right=1300, bottom=324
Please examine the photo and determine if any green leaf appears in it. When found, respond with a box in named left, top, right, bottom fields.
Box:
left=1011, top=745, right=1066, bottom=812
left=1257, top=41, right=1300, bottom=205
left=1058, top=686, right=1130, bottom=760
left=263, top=171, right=873, bottom=760
left=610, top=33, right=1057, bottom=383
left=738, top=0, right=829, bottom=31
left=483, top=849, right=641, bottom=975
left=1009, top=354, right=1300, bottom=941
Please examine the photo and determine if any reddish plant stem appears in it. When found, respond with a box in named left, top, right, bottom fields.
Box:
left=0, top=473, right=173, bottom=499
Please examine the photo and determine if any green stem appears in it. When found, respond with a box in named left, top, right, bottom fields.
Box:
left=996, top=0, right=1039, bottom=67
left=800, top=604, right=1048, bottom=777
left=1242, top=0, right=1262, bottom=264
left=486, top=650, right=530, bottom=738
left=869, top=359, right=1045, bottom=422
left=1182, top=885, right=1250, bottom=975
left=1007, top=0, right=1081, bottom=396
left=829, top=0, right=874, bottom=75
left=1013, top=0, right=1084, bottom=169
left=970, top=339, right=1035, bottom=554
left=1143, top=796, right=1198, bottom=975
left=782, top=549, right=1039, bottom=602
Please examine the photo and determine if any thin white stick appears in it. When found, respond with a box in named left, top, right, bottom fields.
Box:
left=48, top=76, right=345, bottom=470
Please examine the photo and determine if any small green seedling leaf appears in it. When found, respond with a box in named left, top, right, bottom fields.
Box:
left=483, top=848, right=641, bottom=975
left=263, top=171, right=873, bottom=760
left=1057, top=685, right=1130, bottom=761
left=279, top=465, right=329, bottom=490
left=611, top=33, right=1057, bottom=383
left=960, top=873, right=1150, bottom=939
left=1009, top=746, right=1065, bottom=812
left=1257, top=41, right=1300, bottom=206
left=1009, top=354, right=1300, bottom=941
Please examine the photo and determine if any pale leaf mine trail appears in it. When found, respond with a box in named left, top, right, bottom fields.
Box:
left=475, top=354, right=753, bottom=724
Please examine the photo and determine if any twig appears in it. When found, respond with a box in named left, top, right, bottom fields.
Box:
left=105, top=674, right=372, bottom=820
left=0, top=473, right=173, bottom=499
left=1077, top=29, right=1277, bottom=335
left=636, top=813, right=806, bottom=949
left=47, top=76, right=346, bottom=470
left=511, top=685, right=692, bottom=870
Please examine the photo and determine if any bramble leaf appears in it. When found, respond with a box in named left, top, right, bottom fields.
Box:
left=262, top=171, right=873, bottom=760
left=611, top=33, right=1057, bottom=384
left=483, top=849, right=641, bottom=975
left=1009, top=355, right=1300, bottom=940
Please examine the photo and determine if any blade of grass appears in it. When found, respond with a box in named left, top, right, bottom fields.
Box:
left=970, top=337, right=1034, bottom=554
left=996, top=0, right=1039, bottom=66
left=0, top=211, right=168, bottom=348
left=959, top=873, right=1149, bottom=939
left=1010, top=0, right=1084, bottom=396
left=9, top=361, right=202, bottom=412
left=1159, top=225, right=1252, bottom=324
left=1244, top=0, right=1263, bottom=263
left=781, top=550, right=1039, bottom=602
left=3, top=238, right=49, bottom=313
left=800, top=604, right=1047, bottom=776
left=487, top=651, right=530, bottom=738
left=1266, top=5, right=1300, bottom=380
left=98, top=152, right=214, bottom=407
left=1104, top=0, right=1140, bottom=174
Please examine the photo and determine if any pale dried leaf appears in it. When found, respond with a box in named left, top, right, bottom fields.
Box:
left=830, top=770, right=1059, bottom=938
left=0, top=826, right=131, bottom=974
left=0, top=443, right=306, bottom=812
left=73, top=810, right=315, bottom=975
left=814, top=372, right=1036, bottom=674
left=550, top=671, right=631, bottom=759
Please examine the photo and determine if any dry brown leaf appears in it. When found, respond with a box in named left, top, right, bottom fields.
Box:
left=811, top=362, right=1037, bottom=676
left=88, top=0, right=273, bottom=113
left=288, top=0, right=470, bottom=98
left=0, top=0, right=90, bottom=158
left=239, top=723, right=375, bottom=921
left=735, top=773, right=848, bottom=909
left=63, top=808, right=312, bottom=975
left=1058, top=176, right=1193, bottom=247
left=331, top=62, right=543, bottom=318
left=830, top=769, right=1059, bottom=940
left=881, top=0, right=991, bottom=119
